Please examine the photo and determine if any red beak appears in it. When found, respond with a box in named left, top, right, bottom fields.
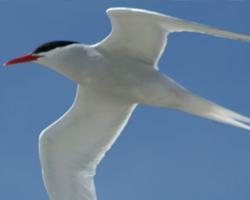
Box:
left=3, top=54, right=42, bottom=66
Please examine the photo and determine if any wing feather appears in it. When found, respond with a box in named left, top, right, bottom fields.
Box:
left=39, top=85, right=136, bottom=200
left=97, top=7, right=250, bottom=66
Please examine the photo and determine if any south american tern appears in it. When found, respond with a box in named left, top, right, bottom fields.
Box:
left=4, top=7, right=250, bottom=200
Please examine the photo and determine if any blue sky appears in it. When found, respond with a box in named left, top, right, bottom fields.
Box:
left=1, top=1, right=250, bottom=200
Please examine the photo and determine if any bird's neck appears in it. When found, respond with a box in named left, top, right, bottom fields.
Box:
left=38, top=45, right=101, bottom=83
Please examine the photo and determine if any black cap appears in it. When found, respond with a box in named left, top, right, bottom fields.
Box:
left=33, top=41, right=79, bottom=54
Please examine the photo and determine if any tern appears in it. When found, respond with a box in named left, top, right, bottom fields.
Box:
left=4, top=7, right=250, bottom=200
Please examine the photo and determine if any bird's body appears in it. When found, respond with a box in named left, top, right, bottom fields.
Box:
left=42, top=44, right=186, bottom=106
left=4, top=7, right=250, bottom=200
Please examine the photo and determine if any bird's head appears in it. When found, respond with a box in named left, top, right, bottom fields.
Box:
left=3, top=40, right=88, bottom=81
left=4, top=40, right=80, bottom=67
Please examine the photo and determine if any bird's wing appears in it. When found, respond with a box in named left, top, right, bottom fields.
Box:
left=97, top=7, right=250, bottom=67
left=39, top=85, right=136, bottom=200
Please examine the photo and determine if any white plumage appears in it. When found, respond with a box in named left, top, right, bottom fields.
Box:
left=4, top=7, right=250, bottom=200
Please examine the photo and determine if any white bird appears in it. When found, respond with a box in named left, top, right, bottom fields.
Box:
left=4, top=7, right=250, bottom=200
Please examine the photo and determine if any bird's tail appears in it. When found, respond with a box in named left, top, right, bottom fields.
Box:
left=175, top=92, right=250, bottom=130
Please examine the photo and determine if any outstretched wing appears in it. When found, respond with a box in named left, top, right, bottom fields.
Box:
left=97, top=7, right=250, bottom=66
left=39, top=85, right=136, bottom=200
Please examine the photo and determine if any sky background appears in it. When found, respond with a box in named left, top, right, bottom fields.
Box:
left=0, top=1, right=250, bottom=200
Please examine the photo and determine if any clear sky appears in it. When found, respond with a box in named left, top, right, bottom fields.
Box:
left=0, top=1, right=250, bottom=200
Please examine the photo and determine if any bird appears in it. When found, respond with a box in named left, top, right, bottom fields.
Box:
left=4, top=7, right=250, bottom=200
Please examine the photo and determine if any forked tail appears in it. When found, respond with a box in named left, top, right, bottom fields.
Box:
left=176, top=92, right=250, bottom=130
